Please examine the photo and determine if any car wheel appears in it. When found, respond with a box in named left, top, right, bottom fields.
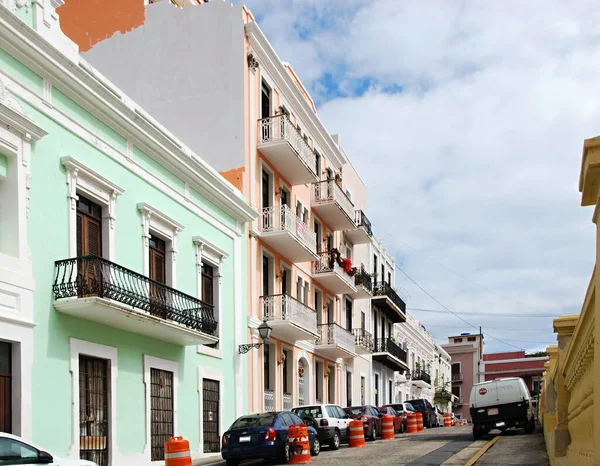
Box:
left=279, top=443, right=290, bottom=464
left=329, top=431, right=340, bottom=450
left=311, top=437, right=321, bottom=456
left=370, top=425, right=377, bottom=441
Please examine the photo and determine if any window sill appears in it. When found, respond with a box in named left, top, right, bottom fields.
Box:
left=197, top=345, right=222, bottom=359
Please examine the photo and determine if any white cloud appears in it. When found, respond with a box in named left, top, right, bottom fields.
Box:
left=236, top=0, right=600, bottom=352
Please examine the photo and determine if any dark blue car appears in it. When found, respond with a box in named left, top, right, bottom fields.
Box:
left=221, top=411, right=320, bottom=465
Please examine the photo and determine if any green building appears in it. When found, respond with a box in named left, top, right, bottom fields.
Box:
left=0, top=2, right=256, bottom=464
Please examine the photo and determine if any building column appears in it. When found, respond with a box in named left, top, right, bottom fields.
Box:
left=552, top=316, right=578, bottom=457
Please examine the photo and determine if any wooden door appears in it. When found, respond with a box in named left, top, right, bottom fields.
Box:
left=149, top=235, right=168, bottom=319
left=76, top=195, right=102, bottom=295
left=0, top=342, right=11, bottom=434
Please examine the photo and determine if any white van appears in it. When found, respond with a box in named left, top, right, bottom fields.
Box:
left=470, top=377, right=535, bottom=439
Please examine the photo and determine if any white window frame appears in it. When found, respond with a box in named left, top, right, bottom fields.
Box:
left=143, top=355, right=179, bottom=462
left=194, top=236, right=228, bottom=358
left=69, top=338, right=118, bottom=464
left=138, top=203, right=184, bottom=287
left=62, top=157, right=124, bottom=261
left=197, top=367, right=224, bottom=457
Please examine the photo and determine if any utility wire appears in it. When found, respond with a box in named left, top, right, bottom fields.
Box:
left=426, top=323, right=555, bottom=332
left=394, top=265, right=527, bottom=351
left=407, top=308, right=560, bottom=318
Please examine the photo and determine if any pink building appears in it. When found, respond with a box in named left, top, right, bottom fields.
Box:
left=483, top=351, right=548, bottom=395
left=442, top=333, right=484, bottom=421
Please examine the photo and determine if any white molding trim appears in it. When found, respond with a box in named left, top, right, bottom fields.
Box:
left=233, top=234, right=243, bottom=417
left=197, top=367, right=224, bottom=457
left=138, top=202, right=183, bottom=287
left=0, top=8, right=257, bottom=224
left=143, top=355, right=179, bottom=461
left=297, top=350, right=313, bottom=404
left=0, top=77, right=47, bottom=141
left=62, top=156, right=125, bottom=260
left=69, top=338, right=118, bottom=464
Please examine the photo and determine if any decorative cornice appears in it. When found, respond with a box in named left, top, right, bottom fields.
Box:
left=0, top=77, right=47, bottom=140
left=245, top=21, right=347, bottom=170
left=247, top=51, right=259, bottom=74
left=553, top=314, right=579, bottom=337
left=0, top=5, right=257, bottom=223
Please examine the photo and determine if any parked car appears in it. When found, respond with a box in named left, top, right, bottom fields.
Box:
left=406, top=398, right=437, bottom=428
left=291, top=404, right=350, bottom=450
left=343, top=405, right=382, bottom=441
left=434, top=407, right=444, bottom=427
left=378, top=406, right=403, bottom=433
left=470, top=377, right=535, bottom=440
left=381, top=402, right=416, bottom=432
left=221, top=411, right=320, bottom=465
left=0, top=432, right=98, bottom=466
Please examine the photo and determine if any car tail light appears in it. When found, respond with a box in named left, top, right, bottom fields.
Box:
left=222, top=434, right=229, bottom=446
left=320, top=419, right=329, bottom=427
left=264, top=427, right=277, bottom=442
left=425, top=410, right=429, bottom=415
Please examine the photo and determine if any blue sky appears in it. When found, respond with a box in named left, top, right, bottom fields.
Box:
left=234, top=0, right=600, bottom=353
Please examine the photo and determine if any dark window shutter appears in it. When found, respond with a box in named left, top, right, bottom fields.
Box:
left=87, top=219, right=101, bottom=257
left=151, top=250, right=166, bottom=284
left=76, top=213, right=83, bottom=257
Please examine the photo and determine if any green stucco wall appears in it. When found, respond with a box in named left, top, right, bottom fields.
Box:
left=1, top=48, right=248, bottom=459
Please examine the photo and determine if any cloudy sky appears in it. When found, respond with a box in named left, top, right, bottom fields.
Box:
left=234, top=0, right=600, bottom=353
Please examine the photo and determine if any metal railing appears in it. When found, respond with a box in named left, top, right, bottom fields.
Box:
left=412, top=369, right=432, bottom=385
left=372, top=281, right=407, bottom=314
left=312, top=251, right=356, bottom=288
left=311, top=179, right=355, bottom=221
left=261, top=294, right=318, bottom=336
left=354, top=210, right=372, bottom=237
left=372, top=338, right=407, bottom=363
left=354, top=267, right=373, bottom=292
left=352, top=328, right=373, bottom=352
left=283, top=393, right=292, bottom=410
left=452, top=372, right=464, bottom=382
left=316, top=323, right=356, bottom=353
left=264, top=389, right=275, bottom=411
left=258, top=115, right=317, bottom=177
left=53, top=256, right=217, bottom=336
left=260, top=205, right=317, bottom=254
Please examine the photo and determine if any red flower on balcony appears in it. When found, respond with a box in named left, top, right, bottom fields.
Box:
left=341, top=258, right=353, bottom=273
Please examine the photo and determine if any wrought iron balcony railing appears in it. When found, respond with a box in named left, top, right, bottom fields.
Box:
left=452, top=372, right=464, bottom=382
left=354, top=267, right=373, bottom=292
left=260, top=205, right=317, bottom=252
left=412, top=369, right=432, bottom=385
left=372, top=338, right=407, bottom=363
left=258, top=114, right=317, bottom=176
left=352, top=328, right=373, bottom=352
left=354, top=210, right=373, bottom=237
left=373, top=281, right=407, bottom=314
left=316, top=323, right=355, bottom=353
left=283, top=393, right=292, bottom=410
left=261, top=294, right=318, bottom=336
left=264, top=389, right=275, bottom=411
left=312, top=251, right=356, bottom=287
left=311, top=179, right=355, bottom=220
left=53, top=255, right=217, bottom=336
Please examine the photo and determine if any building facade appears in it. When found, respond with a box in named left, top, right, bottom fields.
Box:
left=0, top=3, right=255, bottom=465
left=483, top=351, right=548, bottom=395
left=442, top=333, right=485, bottom=420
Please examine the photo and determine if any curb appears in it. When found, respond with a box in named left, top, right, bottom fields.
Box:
left=464, top=435, right=501, bottom=466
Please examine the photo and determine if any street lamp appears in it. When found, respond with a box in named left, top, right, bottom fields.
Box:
left=238, top=320, right=272, bottom=354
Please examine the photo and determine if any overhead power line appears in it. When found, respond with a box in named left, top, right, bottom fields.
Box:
left=407, top=308, right=561, bottom=318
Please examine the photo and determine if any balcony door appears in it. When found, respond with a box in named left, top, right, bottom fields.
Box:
left=76, top=195, right=103, bottom=296
left=261, top=80, right=271, bottom=119
left=326, top=298, right=334, bottom=324
left=149, top=235, right=168, bottom=319
left=261, top=170, right=272, bottom=210
left=345, top=298, right=352, bottom=331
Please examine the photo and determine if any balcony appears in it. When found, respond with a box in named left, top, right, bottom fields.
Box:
left=315, top=323, right=357, bottom=359
left=261, top=294, right=318, bottom=342
left=352, top=328, right=373, bottom=354
left=257, top=115, right=319, bottom=185
left=311, top=250, right=357, bottom=295
left=283, top=393, right=292, bottom=410
left=344, top=210, right=373, bottom=245
left=259, top=205, right=318, bottom=262
left=52, top=256, right=218, bottom=346
left=411, top=369, right=432, bottom=389
left=453, top=397, right=464, bottom=407
left=264, top=389, right=275, bottom=411
left=452, top=372, right=464, bottom=383
left=372, top=282, right=407, bottom=323
left=311, top=180, right=356, bottom=231
left=349, top=267, right=373, bottom=299
left=372, top=338, right=409, bottom=372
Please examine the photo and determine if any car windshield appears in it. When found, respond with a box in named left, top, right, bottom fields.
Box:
left=405, top=403, right=415, bottom=411
left=345, top=407, right=365, bottom=416
left=292, top=407, right=323, bottom=419
left=230, top=414, right=275, bottom=429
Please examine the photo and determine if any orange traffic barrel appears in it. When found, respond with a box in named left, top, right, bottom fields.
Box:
left=288, top=424, right=311, bottom=464
left=443, top=413, right=452, bottom=427
left=164, top=436, right=192, bottom=466
left=348, top=419, right=366, bottom=448
left=415, top=412, right=424, bottom=432
left=381, top=414, right=395, bottom=440
left=406, top=413, right=418, bottom=434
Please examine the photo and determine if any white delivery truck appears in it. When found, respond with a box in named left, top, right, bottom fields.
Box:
left=470, top=377, right=535, bottom=439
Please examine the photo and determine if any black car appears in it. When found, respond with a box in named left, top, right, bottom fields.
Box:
left=406, top=399, right=437, bottom=428
left=221, top=412, right=320, bottom=465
